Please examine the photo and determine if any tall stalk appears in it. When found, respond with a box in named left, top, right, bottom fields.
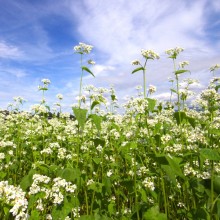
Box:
left=131, top=50, right=159, bottom=98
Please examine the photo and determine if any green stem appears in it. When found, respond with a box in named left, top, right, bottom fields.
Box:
left=143, top=60, right=147, bottom=98
left=143, top=69, right=146, bottom=98
left=134, top=151, right=140, bottom=220
left=161, top=170, right=168, bottom=217
left=79, top=54, right=84, bottom=108
left=210, top=160, right=214, bottom=219
left=90, top=191, right=95, bottom=214
left=85, top=190, right=89, bottom=215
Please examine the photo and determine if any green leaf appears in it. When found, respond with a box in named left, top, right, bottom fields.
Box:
left=187, top=116, right=196, bottom=128
left=91, top=100, right=100, bottom=110
left=170, top=88, right=177, bottom=94
left=166, top=156, right=184, bottom=179
left=161, top=165, right=177, bottom=185
left=51, top=206, right=63, bottom=220
left=79, top=215, right=95, bottom=220
left=139, top=188, right=148, bottom=202
left=93, top=157, right=101, bottom=164
left=174, top=111, right=187, bottom=125
left=214, top=176, right=220, bottom=194
left=217, top=199, right=220, bottom=217
left=3, top=206, right=9, bottom=216
left=131, top=67, right=145, bottom=74
left=200, top=148, right=220, bottom=161
left=82, top=66, right=95, bottom=77
left=215, top=85, right=220, bottom=92
left=29, top=210, right=40, bottom=220
left=111, top=94, right=116, bottom=101
left=89, top=114, right=102, bottom=131
left=0, top=171, right=6, bottom=179
left=73, top=107, right=88, bottom=129
left=20, top=169, right=36, bottom=191
left=174, top=69, right=190, bottom=75
left=143, top=205, right=167, bottom=220
left=108, top=203, right=116, bottom=215
left=209, top=128, right=220, bottom=136
left=58, top=167, right=81, bottom=182
left=146, top=98, right=157, bottom=112
left=93, top=138, right=105, bottom=147
left=88, top=182, right=104, bottom=193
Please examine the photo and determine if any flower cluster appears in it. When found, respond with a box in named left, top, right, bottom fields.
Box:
left=29, top=174, right=77, bottom=208
left=141, top=49, right=160, bottom=60
left=0, top=181, right=28, bottom=219
left=165, top=47, right=184, bottom=59
left=74, top=42, right=93, bottom=54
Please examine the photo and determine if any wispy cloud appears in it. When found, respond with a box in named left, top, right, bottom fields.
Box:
left=0, top=0, right=219, bottom=111
left=67, top=0, right=220, bottom=102
left=0, top=41, right=25, bottom=59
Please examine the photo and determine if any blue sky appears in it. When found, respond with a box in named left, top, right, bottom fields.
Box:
left=0, top=0, right=219, bottom=112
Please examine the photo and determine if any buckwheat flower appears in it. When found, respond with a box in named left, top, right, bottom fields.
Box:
left=87, top=179, right=94, bottom=186
left=179, top=61, right=189, bottom=68
left=123, top=208, right=131, bottom=214
left=107, top=170, right=113, bottom=177
left=40, top=147, right=53, bottom=155
left=96, top=144, right=103, bottom=152
left=66, top=184, right=77, bottom=193
left=143, top=177, right=155, bottom=191
left=177, top=202, right=185, bottom=208
left=53, top=191, right=64, bottom=204
left=36, top=199, right=44, bottom=211
left=38, top=105, right=47, bottom=113
left=148, top=85, right=157, bottom=94
left=210, top=64, right=220, bottom=72
left=72, top=207, right=81, bottom=218
left=0, top=152, right=5, bottom=159
left=57, top=148, right=67, bottom=159
left=128, top=170, right=134, bottom=176
left=46, top=214, right=53, bottom=220
left=141, top=49, right=160, bottom=60
left=56, top=93, right=63, bottom=100
left=41, top=79, right=51, bottom=85
left=131, top=59, right=141, bottom=65
left=165, top=47, right=184, bottom=59
left=13, top=96, right=26, bottom=104
left=75, top=95, right=86, bottom=102
left=8, top=150, right=13, bottom=156
left=88, top=59, right=95, bottom=65
left=74, top=42, right=93, bottom=54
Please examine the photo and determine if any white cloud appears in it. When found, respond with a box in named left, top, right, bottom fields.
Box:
left=0, top=41, right=24, bottom=59
left=67, top=0, right=220, bottom=102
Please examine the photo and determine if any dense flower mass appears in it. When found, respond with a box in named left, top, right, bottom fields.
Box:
left=0, top=46, right=220, bottom=219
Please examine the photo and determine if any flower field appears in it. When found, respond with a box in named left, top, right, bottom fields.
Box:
left=0, top=44, right=220, bottom=219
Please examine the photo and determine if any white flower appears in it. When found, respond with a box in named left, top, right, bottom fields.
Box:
left=107, top=170, right=113, bottom=177
left=41, top=79, right=51, bottom=85
left=131, top=59, right=141, bottom=65
left=179, top=61, right=189, bottom=68
left=74, top=42, right=93, bottom=54
left=87, top=179, right=94, bottom=186
left=148, top=85, right=157, bottom=94
left=165, top=47, right=184, bottom=58
left=56, top=93, right=63, bottom=100
left=0, top=153, right=5, bottom=159
left=141, top=49, right=159, bottom=60
left=88, top=59, right=95, bottom=65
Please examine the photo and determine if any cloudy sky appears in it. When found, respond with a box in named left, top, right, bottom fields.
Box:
left=0, top=0, right=219, bottom=112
